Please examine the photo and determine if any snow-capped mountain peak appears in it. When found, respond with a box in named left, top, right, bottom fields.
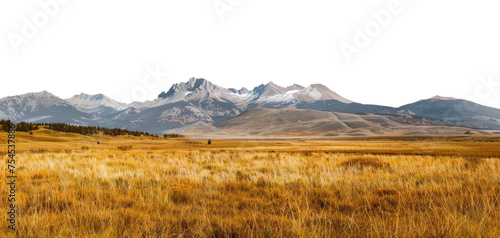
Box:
left=156, top=79, right=352, bottom=104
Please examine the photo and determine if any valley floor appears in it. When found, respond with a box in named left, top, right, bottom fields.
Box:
left=1, top=129, right=500, bottom=237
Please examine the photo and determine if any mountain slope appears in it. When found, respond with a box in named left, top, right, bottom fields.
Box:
left=163, top=121, right=223, bottom=135
left=296, top=99, right=397, bottom=115
left=295, top=84, right=352, bottom=103
left=400, top=97, right=500, bottom=129
left=99, top=100, right=214, bottom=134
left=66, top=93, right=129, bottom=115
left=0, top=91, right=94, bottom=124
left=216, top=108, right=474, bottom=136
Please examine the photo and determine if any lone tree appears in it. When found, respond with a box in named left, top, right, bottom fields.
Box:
left=208, top=139, right=212, bottom=145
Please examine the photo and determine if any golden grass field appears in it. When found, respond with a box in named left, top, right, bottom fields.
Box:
left=1, top=128, right=500, bottom=237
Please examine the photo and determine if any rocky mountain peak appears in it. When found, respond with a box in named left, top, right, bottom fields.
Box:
left=66, top=93, right=128, bottom=114
left=159, top=78, right=221, bottom=99
left=228, top=87, right=249, bottom=95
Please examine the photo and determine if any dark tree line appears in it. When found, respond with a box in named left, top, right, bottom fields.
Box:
left=0, top=120, right=185, bottom=138
left=46, top=123, right=149, bottom=136
left=163, top=134, right=185, bottom=138
left=0, top=119, right=12, bottom=132
left=0, top=120, right=36, bottom=132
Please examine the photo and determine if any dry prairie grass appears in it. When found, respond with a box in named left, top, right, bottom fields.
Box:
left=340, top=157, right=390, bottom=169
left=0, top=130, right=499, bottom=237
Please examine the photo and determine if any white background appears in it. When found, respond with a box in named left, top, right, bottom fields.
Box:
left=1, top=0, right=499, bottom=108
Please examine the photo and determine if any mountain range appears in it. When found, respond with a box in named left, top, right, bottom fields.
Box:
left=1, top=78, right=500, bottom=136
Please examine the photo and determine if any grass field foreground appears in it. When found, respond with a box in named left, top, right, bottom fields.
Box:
left=1, top=129, right=500, bottom=237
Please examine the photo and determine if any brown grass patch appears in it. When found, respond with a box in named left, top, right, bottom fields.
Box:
left=375, top=188, right=398, bottom=196
left=340, top=157, right=390, bottom=169
left=169, top=183, right=194, bottom=204
left=117, top=145, right=133, bottom=151
left=464, top=156, right=485, bottom=170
